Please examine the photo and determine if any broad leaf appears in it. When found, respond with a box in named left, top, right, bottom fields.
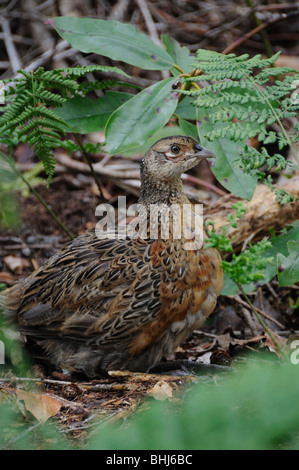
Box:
left=52, top=17, right=174, bottom=71
left=178, top=117, right=198, bottom=139
left=221, top=273, right=239, bottom=296
left=278, top=240, right=299, bottom=287
left=196, top=107, right=257, bottom=200
left=176, top=96, right=197, bottom=120
left=122, top=125, right=182, bottom=156
left=264, top=223, right=299, bottom=285
left=55, top=92, right=133, bottom=133
left=161, top=34, right=194, bottom=75
left=105, top=77, right=179, bottom=155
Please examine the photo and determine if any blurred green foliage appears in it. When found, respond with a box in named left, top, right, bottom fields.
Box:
left=1, top=356, right=299, bottom=449
left=88, top=358, right=299, bottom=450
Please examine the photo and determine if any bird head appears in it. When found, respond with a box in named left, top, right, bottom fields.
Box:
left=141, top=135, right=215, bottom=182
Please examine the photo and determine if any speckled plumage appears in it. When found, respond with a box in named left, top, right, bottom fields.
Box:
left=1, top=136, right=223, bottom=376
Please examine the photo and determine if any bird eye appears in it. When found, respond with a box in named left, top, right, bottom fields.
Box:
left=170, top=144, right=181, bottom=155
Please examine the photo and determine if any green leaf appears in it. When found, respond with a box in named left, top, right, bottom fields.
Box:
left=52, top=17, right=174, bottom=71
left=55, top=92, right=133, bottom=133
left=221, top=273, right=239, bottom=296
left=196, top=107, right=257, bottom=199
left=161, top=34, right=194, bottom=75
left=58, top=64, right=130, bottom=78
left=221, top=223, right=299, bottom=295
left=264, top=223, right=299, bottom=284
left=178, top=117, right=198, bottom=139
left=176, top=96, right=197, bottom=120
left=122, top=125, right=182, bottom=156
left=105, top=77, right=179, bottom=155
left=278, top=240, right=299, bottom=287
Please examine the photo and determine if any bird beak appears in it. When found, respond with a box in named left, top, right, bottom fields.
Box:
left=193, top=144, right=216, bottom=159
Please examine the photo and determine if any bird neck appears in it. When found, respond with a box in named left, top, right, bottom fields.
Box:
left=139, top=168, right=189, bottom=207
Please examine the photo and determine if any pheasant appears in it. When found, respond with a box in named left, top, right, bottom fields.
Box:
left=1, top=136, right=223, bottom=377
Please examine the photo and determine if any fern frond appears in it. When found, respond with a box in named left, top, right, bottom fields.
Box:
left=56, top=64, right=130, bottom=78
left=0, top=64, right=129, bottom=184
left=181, top=49, right=299, bottom=189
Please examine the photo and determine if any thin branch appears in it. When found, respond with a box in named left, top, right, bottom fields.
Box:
left=73, top=134, right=107, bottom=202
left=238, top=283, right=285, bottom=356
left=182, top=174, right=227, bottom=197
left=135, top=0, right=169, bottom=79
left=0, top=17, right=22, bottom=73
left=222, top=10, right=299, bottom=55
left=246, top=0, right=273, bottom=58
left=230, top=294, right=285, bottom=330
left=136, top=0, right=160, bottom=46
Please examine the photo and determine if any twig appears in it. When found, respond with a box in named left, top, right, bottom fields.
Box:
left=136, top=0, right=160, bottom=46
left=238, top=283, right=285, bottom=356
left=246, top=0, right=273, bottom=58
left=230, top=294, right=285, bottom=330
left=0, top=17, right=22, bottom=73
left=55, top=152, right=140, bottom=180
left=182, top=174, right=227, bottom=197
left=256, top=3, right=299, bottom=11
left=222, top=10, right=299, bottom=54
left=135, top=0, right=169, bottom=79
left=222, top=21, right=271, bottom=55
left=0, top=376, right=133, bottom=391
left=236, top=296, right=261, bottom=335
left=2, top=41, right=71, bottom=87
left=108, top=0, right=131, bottom=21
left=265, top=282, right=279, bottom=299
left=73, top=134, right=107, bottom=202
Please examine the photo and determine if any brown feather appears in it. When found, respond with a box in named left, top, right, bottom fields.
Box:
left=1, top=136, right=223, bottom=376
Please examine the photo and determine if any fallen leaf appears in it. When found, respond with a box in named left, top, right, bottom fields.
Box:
left=148, top=380, right=173, bottom=401
left=264, top=331, right=288, bottom=356
left=4, top=255, right=31, bottom=274
left=216, top=332, right=266, bottom=351
left=16, top=389, right=62, bottom=423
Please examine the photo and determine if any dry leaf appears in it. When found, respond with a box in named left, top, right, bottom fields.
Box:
left=16, top=389, right=62, bottom=423
left=148, top=380, right=173, bottom=401
left=4, top=255, right=31, bottom=274
left=264, top=332, right=288, bottom=356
